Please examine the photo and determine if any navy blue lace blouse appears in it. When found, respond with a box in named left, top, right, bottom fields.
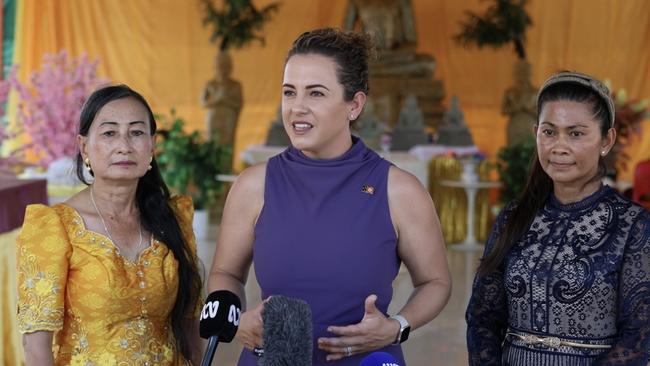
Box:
left=466, top=185, right=650, bottom=366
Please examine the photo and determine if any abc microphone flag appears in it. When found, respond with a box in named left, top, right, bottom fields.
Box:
left=359, top=352, right=401, bottom=366
left=199, top=290, right=242, bottom=366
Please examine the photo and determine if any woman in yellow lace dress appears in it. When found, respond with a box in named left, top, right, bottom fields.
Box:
left=17, top=85, right=203, bottom=365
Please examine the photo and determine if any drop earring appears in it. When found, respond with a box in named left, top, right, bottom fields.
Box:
left=84, top=157, right=93, bottom=175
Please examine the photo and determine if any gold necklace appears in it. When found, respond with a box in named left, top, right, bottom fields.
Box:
left=90, top=187, right=145, bottom=262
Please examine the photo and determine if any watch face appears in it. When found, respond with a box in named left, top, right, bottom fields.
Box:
left=400, top=326, right=410, bottom=343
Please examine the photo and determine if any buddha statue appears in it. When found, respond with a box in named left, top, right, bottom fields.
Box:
left=502, top=61, right=537, bottom=145
left=391, top=94, right=429, bottom=150
left=436, top=96, right=474, bottom=146
left=352, top=98, right=386, bottom=150
left=343, top=0, right=445, bottom=131
left=201, top=52, right=243, bottom=147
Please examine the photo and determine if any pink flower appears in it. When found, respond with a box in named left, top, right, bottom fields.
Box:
left=9, top=50, right=109, bottom=167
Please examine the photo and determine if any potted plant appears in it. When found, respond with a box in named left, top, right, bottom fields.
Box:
left=156, top=111, right=231, bottom=240
left=605, top=86, right=649, bottom=179
left=455, top=0, right=536, bottom=146
left=200, top=0, right=280, bottom=52
left=496, top=136, right=535, bottom=204
left=199, top=0, right=280, bottom=153
left=454, top=0, right=532, bottom=61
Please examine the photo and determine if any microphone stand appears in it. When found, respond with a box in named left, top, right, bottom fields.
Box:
left=200, top=336, right=219, bottom=366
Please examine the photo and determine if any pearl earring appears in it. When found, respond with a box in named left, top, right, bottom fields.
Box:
left=601, top=150, right=606, bottom=156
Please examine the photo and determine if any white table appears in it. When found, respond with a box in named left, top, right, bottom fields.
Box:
left=440, top=179, right=501, bottom=251
left=216, top=174, right=237, bottom=183
left=409, top=144, right=480, bottom=161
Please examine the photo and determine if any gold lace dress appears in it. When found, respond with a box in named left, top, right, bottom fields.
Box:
left=17, top=195, right=198, bottom=366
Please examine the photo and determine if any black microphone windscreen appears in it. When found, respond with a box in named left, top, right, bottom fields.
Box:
left=260, top=295, right=313, bottom=366
left=199, top=290, right=242, bottom=342
left=359, top=352, right=401, bottom=366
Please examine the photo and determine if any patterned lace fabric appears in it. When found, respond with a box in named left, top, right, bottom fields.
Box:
left=466, top=185, right=650, bottom=366
left=16, top=195, right=197, bottom=366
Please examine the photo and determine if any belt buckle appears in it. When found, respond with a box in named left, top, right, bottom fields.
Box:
left=541, top=336, right=562, bottom=348
left=521, top=334, right=561, bottom=348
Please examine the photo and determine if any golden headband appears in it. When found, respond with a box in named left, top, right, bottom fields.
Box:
left=537, top=71, right=615, bottom=128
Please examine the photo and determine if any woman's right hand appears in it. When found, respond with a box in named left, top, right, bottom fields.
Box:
left=236, top=299, right=267, bottom=350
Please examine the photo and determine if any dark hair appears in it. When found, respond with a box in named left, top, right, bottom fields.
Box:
left=286, top=27, right=375, bottom=101
left=478, top=79, right=612, bottom=277
left=75, top=85, right=202, bottom=361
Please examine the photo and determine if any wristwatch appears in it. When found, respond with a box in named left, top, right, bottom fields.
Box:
left=389, top=314, right=410, bottom=344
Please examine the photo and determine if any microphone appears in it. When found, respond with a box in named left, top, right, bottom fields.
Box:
left=259, top=295, right=313, bottom=366
left=199, top=290, right=242, bottom=366
left=359, top=352, right=401, bottom=366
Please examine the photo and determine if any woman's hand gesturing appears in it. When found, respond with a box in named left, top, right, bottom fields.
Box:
left=317, top=294, right=400, bottom=361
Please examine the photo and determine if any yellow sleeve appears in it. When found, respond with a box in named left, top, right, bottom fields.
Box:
left=16, top=204, right=71, bottom=334
left=169, top=195, right=204, bottom=317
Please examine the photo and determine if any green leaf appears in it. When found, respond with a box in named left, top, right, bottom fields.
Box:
left=200, top=0, right=280, bottom=51
left=496, top=136, right=535, bottom=203
left=156, top=110, right=232, bottom=209
left=454, top=0, right=532, bottom=59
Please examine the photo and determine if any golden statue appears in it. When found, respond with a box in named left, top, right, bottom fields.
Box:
left=201, top=52, right=243, bottom=147
left=502, top=61, right=537, bottom=145
left=343, top=0, right=445, bottom=131
left=344, top=0, right=417, bottom=51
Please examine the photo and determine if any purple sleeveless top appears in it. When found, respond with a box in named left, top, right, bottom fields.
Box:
left=237, top=137, right=405, bottom=365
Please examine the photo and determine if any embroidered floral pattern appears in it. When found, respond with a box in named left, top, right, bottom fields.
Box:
left=16, top=196, right=197, bottom=365
left=17, top=208, right=68, bottom=333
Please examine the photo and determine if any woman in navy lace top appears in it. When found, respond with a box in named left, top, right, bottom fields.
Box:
left=466, top=71, right=650, bottom=366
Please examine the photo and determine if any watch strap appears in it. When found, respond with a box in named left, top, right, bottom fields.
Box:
left=389, top=314, right=410, bottom=344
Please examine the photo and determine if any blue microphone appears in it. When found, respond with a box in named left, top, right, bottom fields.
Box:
left=199, top=290, right=242, bottom=366
left=359, top=352, right=401, bottom=366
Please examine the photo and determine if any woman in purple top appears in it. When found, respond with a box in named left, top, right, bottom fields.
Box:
left=208, top=28, right=451, bottom=365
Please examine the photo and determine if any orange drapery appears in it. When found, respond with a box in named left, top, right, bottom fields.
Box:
left=11, top=0, right=650, bottom=179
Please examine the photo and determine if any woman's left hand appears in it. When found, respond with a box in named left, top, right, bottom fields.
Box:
left=317, top=294, right=400, bottom=361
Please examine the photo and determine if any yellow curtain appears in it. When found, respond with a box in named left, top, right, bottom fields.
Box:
left=11, top=0, right=650, bottom=179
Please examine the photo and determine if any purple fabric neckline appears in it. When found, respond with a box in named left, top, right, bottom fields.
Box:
left=285, top=135, right=371, bottom=167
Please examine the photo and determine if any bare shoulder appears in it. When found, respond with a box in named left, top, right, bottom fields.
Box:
left=224, top=162, right=267, bottom=218
left=387, top=165, right=436, bottom=230
left=387, top=165, right=430, bottom=201
left=230, top=163, right=267, bottom=198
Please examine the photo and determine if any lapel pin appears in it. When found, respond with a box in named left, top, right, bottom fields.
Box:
left=361, top=185, right=375, bottom=195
